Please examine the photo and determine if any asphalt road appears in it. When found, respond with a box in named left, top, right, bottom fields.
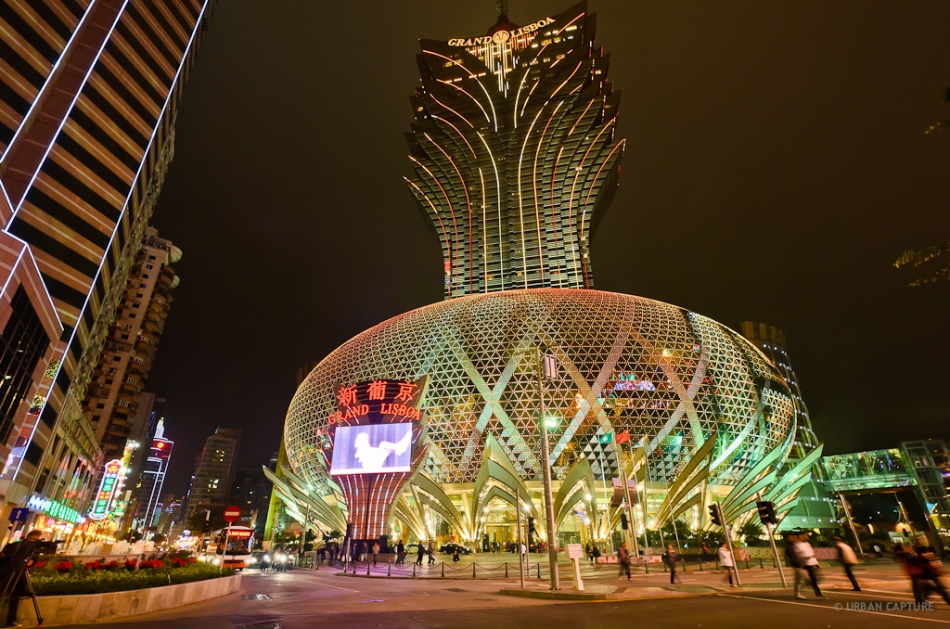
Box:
left=60, top=561, right=950, bottom=629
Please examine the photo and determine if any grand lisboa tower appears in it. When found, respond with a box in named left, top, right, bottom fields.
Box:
left=274, top=2, right=811, bottom=547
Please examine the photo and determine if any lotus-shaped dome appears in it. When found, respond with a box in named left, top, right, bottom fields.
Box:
left=285, top=289, right=794, bottom=493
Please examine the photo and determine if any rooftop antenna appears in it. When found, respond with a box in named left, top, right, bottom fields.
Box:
left=496, top=0, right=508, bottom=19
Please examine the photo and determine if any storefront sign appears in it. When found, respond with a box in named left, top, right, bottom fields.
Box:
left=88, top=459, right=122, bottom=521
left=26, top=495, right=84, bottom=524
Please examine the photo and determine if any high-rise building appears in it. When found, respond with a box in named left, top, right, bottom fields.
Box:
left=406, top=1, right=623, bottom=297
left=230, top=466, right=272, bottom=536
left=186, top=428, right=242, bottom=519
left=740, top=322, right=838, bottom=529
left=82, top=227, right=180, bottom=460
left=275, top=3, right=805, bottom=548
left=0, top=1, right=216, bottom=526
left=132, top=419, right=172, bottom=532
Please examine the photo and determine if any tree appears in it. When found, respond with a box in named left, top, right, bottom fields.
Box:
left=322, top=529, right=342, bottom=543
left=739, top=521, right=763, bottom=546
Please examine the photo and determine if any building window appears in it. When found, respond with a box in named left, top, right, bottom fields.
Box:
left=0, top=287, right=51, bottom=443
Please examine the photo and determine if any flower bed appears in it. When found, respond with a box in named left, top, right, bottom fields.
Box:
left=29, top=554, right=234, bottom=596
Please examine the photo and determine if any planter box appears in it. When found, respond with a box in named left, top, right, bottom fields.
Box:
left=17, top=573, right=241, bottom=627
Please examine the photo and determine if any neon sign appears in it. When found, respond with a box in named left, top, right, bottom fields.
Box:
left=447, top=17, right=555, bottom=47
left=88, top=459, right=122, bottom=521
left=326, top=380, right=423, bottom=425
left=26, top=495, right=84, bottom=524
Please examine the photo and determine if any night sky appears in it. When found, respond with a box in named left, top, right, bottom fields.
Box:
left=146, top=1, right=950, bottom=496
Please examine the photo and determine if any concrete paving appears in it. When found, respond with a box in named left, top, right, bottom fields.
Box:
left=53, top=559, right=950, bottom=628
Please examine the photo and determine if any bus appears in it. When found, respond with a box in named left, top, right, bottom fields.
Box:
left=210, top=525, right=254, bottom=570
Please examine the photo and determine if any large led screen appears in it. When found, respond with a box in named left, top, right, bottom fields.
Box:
left=330, top=423, right=412, bottom=475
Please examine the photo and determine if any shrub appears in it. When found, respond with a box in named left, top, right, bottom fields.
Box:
left=29, top=559, right=232, bottom=596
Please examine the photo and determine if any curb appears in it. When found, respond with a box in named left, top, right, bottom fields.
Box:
left=500, top=588, right=620, bottom=600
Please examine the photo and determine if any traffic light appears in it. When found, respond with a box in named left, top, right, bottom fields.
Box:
left=620, top=512, right=628, bottom=530
left=756, top=500, right=778, bottom=525
left=708, top=504, right=722, bottom=527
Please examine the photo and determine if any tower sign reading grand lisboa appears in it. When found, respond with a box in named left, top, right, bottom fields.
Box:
left=269, top=1, right=816, bottom=551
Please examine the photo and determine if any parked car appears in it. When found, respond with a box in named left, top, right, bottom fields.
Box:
left=439, top=543, right=472, bottom=555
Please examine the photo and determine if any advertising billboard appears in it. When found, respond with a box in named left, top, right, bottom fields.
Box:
left=330, top=423, right=412, bottom=475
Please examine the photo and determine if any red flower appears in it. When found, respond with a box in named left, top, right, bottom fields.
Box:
left=84, top=561, right=101, bottom=571
left=53, top=560, right=73, bottom=572
left=33, top=560, right=47, bottom=569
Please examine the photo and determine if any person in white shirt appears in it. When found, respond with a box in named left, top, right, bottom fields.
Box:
left=791, top=533, right=823, bottom=598
left=717, top=542, right=736, bottom=586
left=833, top=536, right=860, bottom=591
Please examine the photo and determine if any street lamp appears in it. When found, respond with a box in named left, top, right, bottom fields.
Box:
left=536, top=344, right=561, bottom=591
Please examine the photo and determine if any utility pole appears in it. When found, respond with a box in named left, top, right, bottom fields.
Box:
left=537, top=345, right=561, bottom=590
left=516, top=486, right=525, bottom=589
left=838, top=492, right=864, bottom=555
left=757, top=492, right=787, bottom=587
left=717, top=502, right=740, bottom=586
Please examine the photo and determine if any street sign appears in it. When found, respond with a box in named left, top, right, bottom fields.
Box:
left=223, top=505, right=241, bottom=523
left=543, top=354, right=559, bottom=380
left=566, top=543, right=584, bottom=559
left=8, top=508, right=28, bottom=523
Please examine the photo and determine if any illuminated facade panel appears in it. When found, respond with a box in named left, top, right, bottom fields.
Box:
left=406, top=2, right=623, bottom=297
left=286, top=290, right=795, bottom=495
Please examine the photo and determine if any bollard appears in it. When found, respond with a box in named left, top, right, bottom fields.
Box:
left=681, top=558, right=687, bottom=572
left=442, top=563, right=445, bottom=577
left=388, top=563, right=391, bottom=577
left=699, top=560, right=703, bottom=572
left=645, top=561, right=649, bottom=574
left=505, top=562, right=509, bottom=578
left=745, top=559, right=750, bottom=570
left=537, top=563, right=540, bottom=579
left=759, top=558, right=763, bottom=569
left=367, top=561, right=371, bottom=576
left=715, top=558, right=720, bottom=571
left=473, top=563, right=476, bottom=578
left=412, top=563, right=416, bottom=577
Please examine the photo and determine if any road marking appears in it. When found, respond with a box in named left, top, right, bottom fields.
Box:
left=834, top=588, right=916, bottom=601
left=717, top=593, right=950, bottom=624
left=315, top=583, right=361, bottom=593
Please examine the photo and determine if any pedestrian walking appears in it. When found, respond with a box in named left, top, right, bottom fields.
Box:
left=371, top=541, right=380, bottom=566
left=833, top=536, right=860, bottom=591
left=416, top=542, right=425, bottom=566
left=717, top=541, right=736, bottom=587
left=427, top=540, right=435, bottom=565
left=453, top=548, right=460, bottom=563
left=914, top=538, right=950, bottom=605
left=586, top=543, right=594, bottom=564
left=617, top=542, right=632, bottom=580
left=396, top=540, right=406, bottom=565
left=791, top=533, right=822, bottom=598
left=664, top=544, right=680, bottom=584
